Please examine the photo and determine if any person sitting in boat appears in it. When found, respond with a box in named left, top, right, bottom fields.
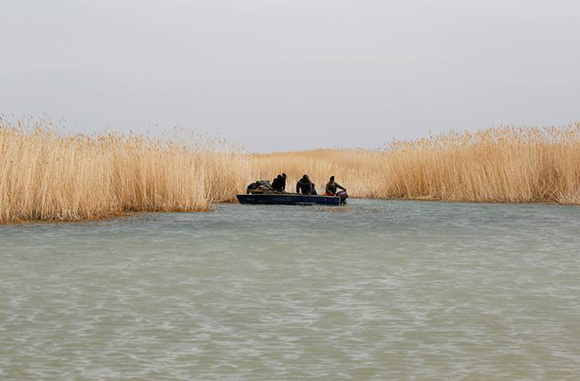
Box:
left=296, top=174, right=316, bottom=195
left=280, top=173, right=287, bottom=191
left=325, top=175, right=347, bottom=203
left=272, top=174, right=283, bottom=191
left=324, top=176, right=346, bottom=195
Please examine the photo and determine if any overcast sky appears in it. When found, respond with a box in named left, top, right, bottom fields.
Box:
left=1, top=0, right=579, bottom=151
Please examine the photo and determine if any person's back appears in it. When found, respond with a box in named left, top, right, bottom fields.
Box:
left=280, top=173, right=287, bottom=191
left=272, top=175, right=282, bottom=191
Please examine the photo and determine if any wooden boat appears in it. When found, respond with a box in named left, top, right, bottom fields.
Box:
left=237, top=193, right=341, bottom=206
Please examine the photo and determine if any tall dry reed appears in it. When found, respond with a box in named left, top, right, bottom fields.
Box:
left=3, top=117, right=580, bottom=224
left=0, top=118, right=249, bottom=223
left=250, top=123, right=580, bottom=204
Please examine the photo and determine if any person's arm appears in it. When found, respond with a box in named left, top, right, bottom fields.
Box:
left=336, top=182, right=346, bottom=191
left=296, top=181, right=300, bottom=194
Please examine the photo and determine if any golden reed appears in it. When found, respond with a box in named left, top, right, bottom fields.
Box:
left=251, top=124, right=580, bottom=204
left=2, top=118, right=580, bottom=223
left=0, top=118, right=248, bottom=223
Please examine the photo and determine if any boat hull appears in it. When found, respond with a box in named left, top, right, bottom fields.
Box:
left=237, top=193, right=341, bottom=206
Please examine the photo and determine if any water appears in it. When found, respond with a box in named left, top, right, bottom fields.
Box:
left=1, top=200, right=579, bottom=380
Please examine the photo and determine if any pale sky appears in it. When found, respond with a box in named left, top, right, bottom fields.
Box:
left=1, top=0, right=579, bottom=152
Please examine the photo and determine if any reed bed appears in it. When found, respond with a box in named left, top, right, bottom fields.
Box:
left=0, top=118, right=249, bottom=223
left=250, top=123, right=580, bottom=204
left=2, top=118, right=580, bottom=224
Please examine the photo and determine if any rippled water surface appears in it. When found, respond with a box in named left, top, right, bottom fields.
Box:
left=1, top=200, right=580, bottom=380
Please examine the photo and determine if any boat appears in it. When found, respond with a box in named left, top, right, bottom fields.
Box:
left=237, top=193, right=341, bottom=206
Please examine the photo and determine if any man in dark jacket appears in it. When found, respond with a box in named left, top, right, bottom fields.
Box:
left=296, top=174, right=316, bottom=195
left=280, top=173, right=287, bottom=191
left=272, top=175, right=282, bottom=191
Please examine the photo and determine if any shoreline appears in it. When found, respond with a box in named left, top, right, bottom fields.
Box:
left=1, top=197, right=574, bottom=226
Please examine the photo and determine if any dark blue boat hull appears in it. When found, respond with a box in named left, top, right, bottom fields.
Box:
left=237, top=194, right=341, bottom=206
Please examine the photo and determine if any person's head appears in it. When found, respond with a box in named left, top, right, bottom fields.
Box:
left=277, top=175, right=282, bottom=179
left=330, top=175, right=335, bottom=182
left=282, top=173, right=286, bottom=178
left=303, top=174, right=309, bottom=180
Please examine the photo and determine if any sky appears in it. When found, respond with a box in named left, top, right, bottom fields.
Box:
left=1, top=0, right=579, bottom=152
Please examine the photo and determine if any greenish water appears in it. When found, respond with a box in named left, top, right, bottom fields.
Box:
left=1, top=200, right=579, bottom=380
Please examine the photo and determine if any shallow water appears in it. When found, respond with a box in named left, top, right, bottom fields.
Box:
left=1, top=200, right=579, bottom=380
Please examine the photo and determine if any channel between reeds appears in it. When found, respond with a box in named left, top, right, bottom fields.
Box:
left=2, top=118, right=580, bottom=223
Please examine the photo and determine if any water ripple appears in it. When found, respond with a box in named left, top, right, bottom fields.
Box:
left=1, top=200, right=580, bottom=380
